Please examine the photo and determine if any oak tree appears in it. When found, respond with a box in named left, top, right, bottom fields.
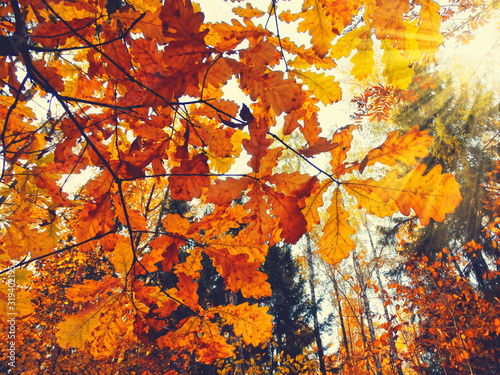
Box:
left=0, top=0, right=467, bottom=373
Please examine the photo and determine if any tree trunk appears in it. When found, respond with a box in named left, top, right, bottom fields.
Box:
left=365, top=223, right=404, bottom=375
left=306, top=234, right=327, bottom=375
left=352, top=249, right=383, bottom=375
left=331, top=270, right=350, bottom=360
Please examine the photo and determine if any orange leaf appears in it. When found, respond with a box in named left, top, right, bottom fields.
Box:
left=330, top=125, right=359, bottom=177
left=302, top=181, right=329, bottom=231
left=110, top=238, right=134, bottom=279
left=242, top=185, right=277, bottom=245
left=233, top=3, right=265, bottom=19
left=268, top=192, right=308, bottom=244
left=169, top=154, right=210, bottom=200
left=66, top=277, right=122, bottom=304
left=360, top=126, right=433, bottom=171
left=298, top=0, right=336, bottom=57
left=175, top=272, right=199, bottom=311
left=238, top=67, right=305, bottom=116
left=264, top=172, right=319, bottom=200
left=414, top=0, right=444, bottom=55
left=209, top=248, right=271, bottom=299
left=215, top=303, right=273, bottom=346
left=346, top=164, right=462, bottom=225
left=157, top=316, right=235, bottom=363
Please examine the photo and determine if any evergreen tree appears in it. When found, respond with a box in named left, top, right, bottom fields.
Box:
left=188, top=242, right=315, bottom=374
left=382, top=68, right=500, bottom=294
left=261, top=243, right=315, bottom=361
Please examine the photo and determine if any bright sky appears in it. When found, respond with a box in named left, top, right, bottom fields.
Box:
left=438, top=14, right=500, bottom=87
left=200, top=0, right=499, bottom=129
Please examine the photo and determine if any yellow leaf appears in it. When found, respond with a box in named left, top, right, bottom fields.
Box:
left=206, top=153, right=236, bottom=174
left=401, top=20, right=424, bottom=61
left=350, top=31, right=375, bottom=81
left=318, top=189, right=356, bottom=265
left=298, top=0, right=336, bottom=57
left=291, top=70, right=342, bottom=105
left=56, top=297, right=110, bottom=349
left=344, top=184, right=399, bottom=218
left=330, top=26, right=365, bottom=59
left=110, top=238, right=134, bottom=279
left=0, top=268, right=31, bottom=284
left=0, top=283, right=34, bottom=322
left=381, top=39, right=414, bottom=89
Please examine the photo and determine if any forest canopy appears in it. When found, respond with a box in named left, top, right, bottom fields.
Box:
left=0, top=0, right=498, bottom=374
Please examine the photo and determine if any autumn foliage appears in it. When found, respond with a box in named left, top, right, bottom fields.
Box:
left=0, top=0, right=483, bottom=373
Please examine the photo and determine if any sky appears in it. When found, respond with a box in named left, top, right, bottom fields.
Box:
left=199, top=0, right=499, bottom=134
left=438, top=13, right=500, bottom=87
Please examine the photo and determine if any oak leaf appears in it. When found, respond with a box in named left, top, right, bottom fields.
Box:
left=169, top=154, right=210, bottom=200
left=291, top=69, right=342, bottom=105
left=209, top=248, right=271, bottom=299
left=298, top=0, right=336, bottom=57
left=415, top=0, right=444, bottom=55
left=110, top=238, right=134, bottom=280
left=233, top=3, right=265, bottom=19
left=330, top=125, right=359, bottom=177
left=350, top=31, right=375, bottom=81
left=239, top=67, right=305, bottom=116
left=381, top=39, right=414, bottom=89
left=66, top=277, right=122, bottom=304
left=216, top=303, right=273, bottom=346
left=0, top=284, right=34, bottom=322
left=157, top=316, right=235, bottom=363
left=56, top=297, right=112, bottom=350
left=346, top=164, right=463, bottom=225
left=175, top=272, right=199, bottom=311
left=318, top=189, right=356, bottom=264
left=330, top=26, right=365, bottom=59
left=359, top=126, right=433, bottom=172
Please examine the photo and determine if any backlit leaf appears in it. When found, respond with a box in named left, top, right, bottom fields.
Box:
left=216, top=303, right=273, bottom=346
left=346, top=164, right=463, bottom=225
left=318, top=189, right=356, bottom=264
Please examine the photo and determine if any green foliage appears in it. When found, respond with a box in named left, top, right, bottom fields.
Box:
left=384, top=68, right=500, bottom=291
